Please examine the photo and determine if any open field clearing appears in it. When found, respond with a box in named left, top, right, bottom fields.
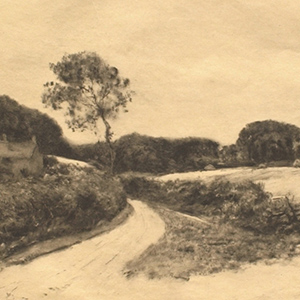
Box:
left=125, top=203, right=300, bottom=281
left=160, top=167, right=300, bottom=201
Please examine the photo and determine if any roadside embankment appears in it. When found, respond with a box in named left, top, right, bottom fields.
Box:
left=0, top=159, right=127, bottom=262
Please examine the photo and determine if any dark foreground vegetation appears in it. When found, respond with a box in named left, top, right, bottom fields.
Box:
left=122, top=175, right=300, bottom=279
left=125, top=204, right=300, bottom=280
left=121, top=175, right=300, bottom=234
left=0, top=160, right=127, bottom=260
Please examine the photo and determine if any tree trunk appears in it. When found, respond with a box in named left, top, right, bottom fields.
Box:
left=107, top=140, right=115, bottom=175
left=101, top=116, right=115, bottom=175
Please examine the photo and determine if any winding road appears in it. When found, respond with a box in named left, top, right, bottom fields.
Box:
left=0, top=200, right=165, bottom=300
left=2, top=190, right=300, bottom=299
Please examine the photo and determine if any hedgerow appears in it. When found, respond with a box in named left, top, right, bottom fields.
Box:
left=0, top=163, right=126, bottom=258
left=121, top=175, right=300, bottom=234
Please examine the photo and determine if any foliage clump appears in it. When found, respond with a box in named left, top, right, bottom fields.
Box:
left=0, top=162, right=126, bottom=258
left=0, top=95, right=73, bottom=156
left=42, top=51, right=133, bottom=173
left=122, top=176, right=300, bottom=280
left=236, top=120, right=300, bottom=164
left=121, top=175, right=300, bottom=233
left=114, top=134, right=220, bottom=174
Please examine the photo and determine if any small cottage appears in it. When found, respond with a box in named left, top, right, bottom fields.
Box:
left=0, top=135, right=43, bottom=177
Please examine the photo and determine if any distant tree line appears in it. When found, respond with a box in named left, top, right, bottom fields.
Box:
left=114, top=133, right=219, bottom=174
left=69, top=134, right=220, bottom=174
left=2, top=95, right=300, bottom=174
left=71, top=120, right=300, bottom=172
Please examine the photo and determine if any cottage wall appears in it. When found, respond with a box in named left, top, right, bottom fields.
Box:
left=0, top=137, right=43, bottom=177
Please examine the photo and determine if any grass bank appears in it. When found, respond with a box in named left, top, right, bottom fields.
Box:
left=121, top=175, right=300, bottom=233
left=124, top=204, right=300, bottom=280
left=121, top=175, right=300, bottom=279
left=0, top=159, right=127, bottom=260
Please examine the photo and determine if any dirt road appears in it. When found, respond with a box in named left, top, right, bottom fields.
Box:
left=0, top=200, right=165, bottom=300
left=2, top=178, right=300, bottom=299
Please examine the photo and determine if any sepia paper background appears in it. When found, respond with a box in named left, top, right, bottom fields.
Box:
left=1, top=1, right=300, bottom=145
left=1, top=1, right=300, bottom=299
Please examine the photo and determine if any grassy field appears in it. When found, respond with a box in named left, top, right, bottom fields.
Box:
left=159, top=167, right=300, bottom=201
left=122, top=168, right=300, bottom=280
left=124, top=203, right=300, bottom=280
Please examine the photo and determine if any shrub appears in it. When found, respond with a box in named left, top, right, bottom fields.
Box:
left=0, top=167, right=126, bottom=257
left=121, top=175, right=300, bottom=234
left=43, top=155, right=58, bottom=168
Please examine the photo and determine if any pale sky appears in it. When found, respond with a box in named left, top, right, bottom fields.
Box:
left=1, top=0, right=300, bottom=145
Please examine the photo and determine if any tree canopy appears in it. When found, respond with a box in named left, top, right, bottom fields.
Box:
left=0, top=95, right=72, bottom=156
left=114, top=133, right=220, bottom=174
left=42, top=51, right=133, bottom=172
left=236, top=120, right=300, bottom=163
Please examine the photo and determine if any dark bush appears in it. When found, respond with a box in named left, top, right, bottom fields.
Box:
left=0, top=167, right=127, bottom=257
left=121, top=175, right=300, bottom=234
left=0, top=95, right=75, bottom=157
left=43, top=155, right=58, bottom=167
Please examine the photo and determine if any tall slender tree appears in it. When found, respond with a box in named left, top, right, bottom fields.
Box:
left=42, top=51, right=133, bottom=173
